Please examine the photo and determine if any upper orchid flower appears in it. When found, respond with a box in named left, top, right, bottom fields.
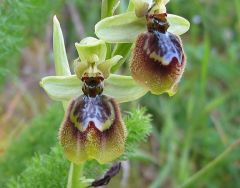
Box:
left=95, top=0, right=189, bottom=43
left=95, top=0, right=190, bottom=95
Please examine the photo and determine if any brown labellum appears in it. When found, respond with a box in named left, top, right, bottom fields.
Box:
left=59, top=74, right=126, bottom=164
left=130, top=13, right=186, bottom=95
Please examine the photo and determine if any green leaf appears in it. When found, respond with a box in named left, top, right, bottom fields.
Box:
left=0, top=104, right=63, bottom=187
left=40, top=74, right=148, bottom=103
left=95, top=12, right=190, bottom=43
left=120, top=108, right=152, bottom=160
left=6, top=146, right=69, bottom=188
left=53, top=16, right=71, bottom=76
left=101, top=0, right=119, bottom=19
left=129, top=149, right=159, bottom=165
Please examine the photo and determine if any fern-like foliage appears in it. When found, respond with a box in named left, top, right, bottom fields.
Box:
left=6, top=145, right=69, bottom=188
left=0, top=0, right=63, bottom=86
left=0, top=103, right=63, bottom=187
left=122, top=107, right=152, bottom=159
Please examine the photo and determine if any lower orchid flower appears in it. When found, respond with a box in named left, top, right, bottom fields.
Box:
left=40, top=15, right=150, bottom=187
left=59, top=72, right=127, bottom=164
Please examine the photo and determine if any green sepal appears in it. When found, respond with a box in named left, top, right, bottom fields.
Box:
left=40, top=74, right=148, bottom=103
left=95, top=12, right=190, bottom=43
left=95, top=12, right=146, bottom=43
left=75, top=37, right=107, bottom=63
left=104, top=74, right=148, bottom=103
left=53, top=16, right=71, bottom=76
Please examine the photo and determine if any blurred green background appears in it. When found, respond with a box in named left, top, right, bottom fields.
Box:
left=0, top=0, right=240, bottom=187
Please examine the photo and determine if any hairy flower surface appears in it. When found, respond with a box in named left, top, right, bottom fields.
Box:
left=130, top=13, right=185, bottom=95
left=59, top=95, right=126, bottom=164
left=59, top=73, right=127, bottom=164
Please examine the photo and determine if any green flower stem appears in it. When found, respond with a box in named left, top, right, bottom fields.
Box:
left=234, top=0, right=240, bottom=41
left=150, top=107, right=178, bottom=188
left=101, top=0, right=117, bottom=61
left=127, top=0, right=135, bottom=11
left=150, top=142, right=176, bottom=188
left=110, top=0, right=134, bottom=72
left=180, top=139, right=240, bottom=188
left=111, top=43, right=132, bottom=72
left=67, top=163, right=85, bottom=188
left=101, top=0, right=117, bottom=19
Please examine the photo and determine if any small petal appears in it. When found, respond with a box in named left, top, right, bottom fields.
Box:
left=97, top=55, right=123, bottom=78
left=40, top=74, right=148, bottom=103
left=59, top=95, right=127, bottom=164
left=73, top=59, right=89, bottom=79
left=95, top=12, right=190, bottom=43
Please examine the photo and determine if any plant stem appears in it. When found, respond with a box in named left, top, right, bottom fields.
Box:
left=101, top=0, right=117, bottom=19
left=180, top=139, right=240, bottom=188
left=234, top=0, right=240, bottom=41
left=150, top=143, right=176, bottom=188
left=67, top=162, right=85, bottom=188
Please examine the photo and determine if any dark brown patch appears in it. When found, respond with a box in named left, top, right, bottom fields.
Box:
left=132, top=32, right=185, bottom=82
left=90, top=162, right=121, bottom=187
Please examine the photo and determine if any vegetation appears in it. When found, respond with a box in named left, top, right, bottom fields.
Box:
left=0, top=0, right=239, bottom=188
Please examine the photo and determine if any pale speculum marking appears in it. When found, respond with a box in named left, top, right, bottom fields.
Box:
left=72, top=96, right=115, bottom=132
left=143, top=31, right=183, bottom=66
